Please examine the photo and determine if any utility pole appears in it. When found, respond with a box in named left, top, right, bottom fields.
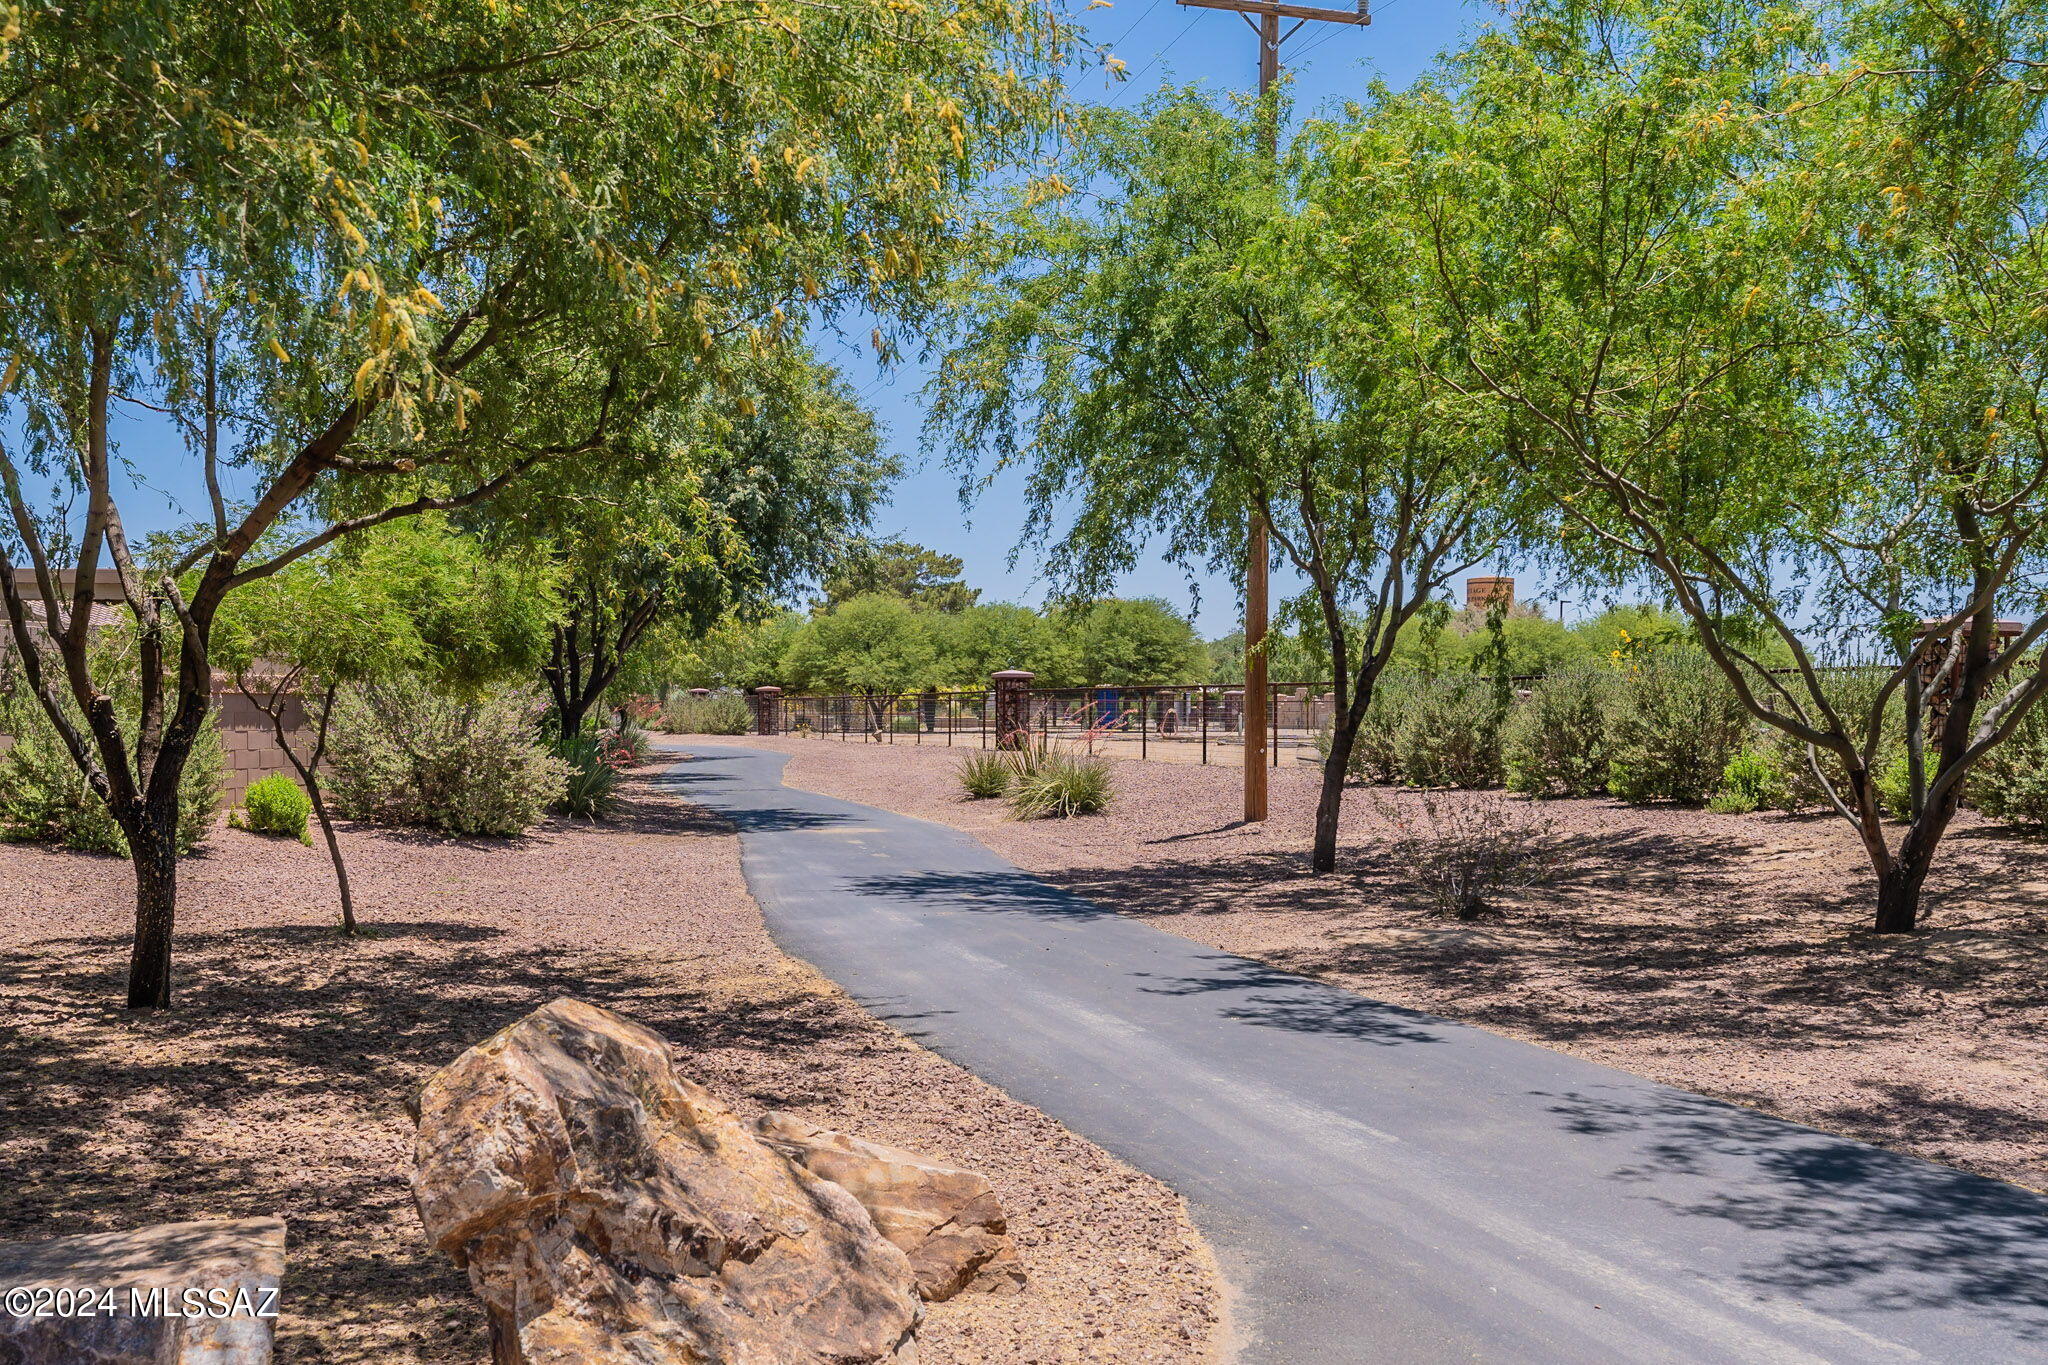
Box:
left=1176, top=0, right=1369, bottom=822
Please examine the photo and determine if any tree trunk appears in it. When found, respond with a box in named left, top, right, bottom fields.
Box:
left=125, top=818, right=179, bottom=1009
left=1873, top=857, right=1926, bottom=934
left=307, top=780, right=357, bottom=935
left=1312, top=714, right=1359, bottom=874
left=556, top=694, right=593, bottom=739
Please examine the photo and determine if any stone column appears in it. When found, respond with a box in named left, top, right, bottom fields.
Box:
left=991, top=670, right=1035, bottom=750
left=752, top=686, right=783, bottom=736
left=1911, top=617, right=2024, bottom=740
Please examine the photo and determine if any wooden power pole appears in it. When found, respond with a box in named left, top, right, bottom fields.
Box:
left=1176, top=0, right=1369, bottom=822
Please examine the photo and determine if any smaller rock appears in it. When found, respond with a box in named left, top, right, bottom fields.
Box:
left=755, top=1112, right=1026, bottom=1302
left=0, top=1216, right=285, bottom=1365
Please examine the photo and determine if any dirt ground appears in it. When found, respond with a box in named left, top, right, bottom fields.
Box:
left=701, top=733, right=2048, bottom=1194
left=0, top=762, right=1222, bottom=1364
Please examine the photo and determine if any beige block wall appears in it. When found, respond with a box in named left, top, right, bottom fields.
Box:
left=213, top=690, right=312, bottom=804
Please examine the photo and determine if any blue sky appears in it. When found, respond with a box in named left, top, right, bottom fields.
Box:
left=825, top=0, right=1558, bottom=634
left=109, top=0, right=1583, bottom=637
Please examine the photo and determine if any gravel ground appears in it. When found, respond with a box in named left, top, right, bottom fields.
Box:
left=700, top=733, right=2048, bottom=1194
left=0, top=760, right=1222, bottom=1364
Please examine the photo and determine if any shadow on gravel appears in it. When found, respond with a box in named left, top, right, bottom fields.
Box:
left=0, top=919, right=865, bottom=1364
left=1542, top=1086, right=2048, bottom=1339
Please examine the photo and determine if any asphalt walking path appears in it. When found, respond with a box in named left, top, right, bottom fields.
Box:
left=667, top=745, right=2048, bottom=1364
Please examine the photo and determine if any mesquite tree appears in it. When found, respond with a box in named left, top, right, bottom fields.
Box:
left=515, top=357, right=892, bottom=737
left=213, top=520, right=553, bottom=933
left=930, top=90, right=1521, bottom=872
left=0, top=0, right=1076, bottom=1006
left=1381, top=0, right=2048, bottom=931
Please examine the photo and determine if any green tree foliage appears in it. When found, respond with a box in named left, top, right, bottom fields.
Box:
left=932, top=88, right=1528, bottom=872
left=1056, top=597, right=1207, bottom=685
left=781, top=592, right=940, bottom=728
left=819, top=539, right=981, bottom=614
left=0, top=0, right=1074, bottom=1005
left=931, top=603, right=1062, bottom=685
left=213, top=517, right=553, bottom=931
left=1374, top=0, right=2048, bottom=930
left=499, top=356, right=891, bottom=736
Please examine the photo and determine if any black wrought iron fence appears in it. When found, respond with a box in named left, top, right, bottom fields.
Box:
left=766, top=683, right=1341, bottom=766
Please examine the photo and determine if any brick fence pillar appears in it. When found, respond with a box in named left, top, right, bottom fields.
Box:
left=752, top=686, right=783, bottom=736
left=991, top=670, right=1035, bottom=750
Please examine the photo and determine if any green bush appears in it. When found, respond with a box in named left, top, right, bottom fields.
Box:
left=556, top=732, right=627, bottom=820
left=1964, top=700, right=2048, bottom=827
left=1006, top=750, right=1113, bottom=819
left=1604, top=651, right=1749, bottom=804
left=1876, top=752, right=1916, bottom=821
left=327, top=680, right=566, bottom=836
left=1396, top=674, right=1505, bottom=789
left=1708, top=751, right=1794, bottom=814
left=238, top=773, right=312, bottom=844
left=1756, top=668, right=1903, bottom=813
left=956, top=750, right=1013, bottom=799
left=1504, top=665, right=1617, bottom=798
left=0, top=684, right=221, bottom=855
left=659, top=693, right=753, bottom=735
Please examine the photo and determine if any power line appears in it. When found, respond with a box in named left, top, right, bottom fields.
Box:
left=1104, top=13, right=1205, bottom=107
left=1103, top=0, right=1169, bottom=53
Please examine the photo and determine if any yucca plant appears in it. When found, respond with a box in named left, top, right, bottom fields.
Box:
left=956, top=750, right=1014, bottom=799
left=1006, top=750, right=1113, bottom=819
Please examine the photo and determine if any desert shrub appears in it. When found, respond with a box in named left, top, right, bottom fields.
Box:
left=1752, top=667, right=1904, bottom=814
left=604, top=717, right=654, bottom=765
left=1006, top=750, right=1113, bottom=819
left=1313, top=679, right=1410, bottom=784
left=1876, top=753, right=1916, bottom=821
left=0, top=683, right=221, bottom=855
left=237, top=773, right=312, bottom=844
left=1504, top=665, right=1617, bottom=798
left=556, top=732, right=628, bottom=820
left=1708, top=751, right=1794, bottom=815
left=327, top=680, right=566, bottom=836
left=1373, top=790, right=1563, bottom=919
left=1604, top=651, right=1750, bottom=804
left=1395, top=674, right=1505, bottom=789
left=1967, top=701, right=2048, bottom=828
left=659, top=692, right=752, bottom=735
left=956, top=750, right=1013, bottom=799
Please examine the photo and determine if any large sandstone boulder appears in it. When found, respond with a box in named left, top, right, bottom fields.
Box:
left=0, top=1216, right=284, bottom=1365
left=411, top=998, right=921, bottom=1365
left=754, top=1112, right=1026, bottom=1302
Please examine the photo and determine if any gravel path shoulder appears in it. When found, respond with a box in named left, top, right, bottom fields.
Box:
left=693, top=732, right=2048, bottom=1194
left=0, top=759, right=1223, bottom=1364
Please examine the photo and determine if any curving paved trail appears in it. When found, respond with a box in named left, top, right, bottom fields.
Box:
left=668, top=745, right=2048, bottom=1364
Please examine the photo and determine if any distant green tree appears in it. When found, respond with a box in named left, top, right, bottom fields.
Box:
left=932, top=89, right=1527, bottom=872
left=782, top=593, right=940, bottom=732
left=499, top=359, right=890, bottom=736
left=932, top=603, right=1062, bottom=685
left=819, top=539, right=982, bottom=614
left=1057, top=598, right=1207, bottom=685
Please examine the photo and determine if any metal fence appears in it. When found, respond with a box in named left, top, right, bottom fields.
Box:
left=770, top=684, right=1340, bottom=767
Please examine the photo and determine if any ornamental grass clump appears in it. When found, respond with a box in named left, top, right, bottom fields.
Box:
left=1374, top=790, right=1563, bottom=920
left=956, top=750, right=1014, bottom=799
left=556, top=732, right=630, bottom=820
left=1005, top=748, right=1113, bottom=819
left=237, top=774, right=313, bottom=845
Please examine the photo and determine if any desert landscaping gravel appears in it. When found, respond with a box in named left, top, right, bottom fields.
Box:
left=703, top=733, right=2048, bottom=1194
left=0, top=760, right=1222, bottom=1364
